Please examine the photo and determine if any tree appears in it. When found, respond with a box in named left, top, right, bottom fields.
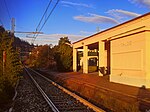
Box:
left=26, top=44, right=55, bottom=69
left=25, top=36, right=73, bottom=72
left=58, top=37, right=71, bottom=45
left=53, top=37, right=73, bottom=72
left=0, top=26, right=22, bottom=110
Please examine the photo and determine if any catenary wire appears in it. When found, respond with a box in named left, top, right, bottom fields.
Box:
left=32, top=0, right=60, bottom=44
left=3, top=0, right=11, bottom=20
left=36, top=0, right=52, bottom=31
left=31, top=0, right=53, bottom=43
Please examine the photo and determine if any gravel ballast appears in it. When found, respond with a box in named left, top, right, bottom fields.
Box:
left=11, top=71, right=53, bottom=112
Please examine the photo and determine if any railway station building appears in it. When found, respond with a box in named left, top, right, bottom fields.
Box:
left=72, top=12, right=150, bottom=88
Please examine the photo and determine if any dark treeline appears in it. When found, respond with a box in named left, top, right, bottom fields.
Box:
left=13, top=36, right=33, bottom=52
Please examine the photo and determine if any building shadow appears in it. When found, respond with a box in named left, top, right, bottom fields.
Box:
left=137, top=86, right=150, bottom=112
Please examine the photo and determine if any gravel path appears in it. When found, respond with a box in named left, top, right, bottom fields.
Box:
left=11, top=71, right=53, bottom=112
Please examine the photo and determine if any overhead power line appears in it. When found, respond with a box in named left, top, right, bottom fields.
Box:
left=36, top=0, right=52, bottom=31
left=32, top=0, right=60, bottom=44
left=31, top=0, right=53, bottom=43
left=37, top=0, right=60, bottom=33
left=3, top=0, right=11, bottom=20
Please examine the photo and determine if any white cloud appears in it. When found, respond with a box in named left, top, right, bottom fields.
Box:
left=31, top=34, right=84, bottom=45
left=61, top=1, right=93, bottom=8
left=74, top=13, right=119, bottom=24
left=106, top=9, right=141, bottom=20
left=129, top=0, right=150, bottom=8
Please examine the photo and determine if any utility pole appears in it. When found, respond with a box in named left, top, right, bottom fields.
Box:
left=11, top=18, right=15, bottom=34
left=10, top=18, right=43, bottom=35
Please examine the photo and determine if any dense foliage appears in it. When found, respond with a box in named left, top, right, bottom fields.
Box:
left=26, top=37, right=73, bottom=72
left=26, top=44, right=55, bottom=69
left=53, top=37, right=73, bottom=72
left=0, top=26, right=22, bottom=110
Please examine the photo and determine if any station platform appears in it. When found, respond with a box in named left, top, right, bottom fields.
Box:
left=40, top=70, right=150, bottom=111
left=51, top=72, right=150, bottom=97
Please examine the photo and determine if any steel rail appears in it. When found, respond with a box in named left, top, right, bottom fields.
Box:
left=28, top=67, right=105, bottom=112
left=24, top=68, right=60, bottom=112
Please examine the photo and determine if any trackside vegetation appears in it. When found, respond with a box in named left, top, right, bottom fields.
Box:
left=0, top=26, right=22, bottom=111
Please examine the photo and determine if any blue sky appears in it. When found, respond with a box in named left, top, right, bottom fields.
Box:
left=0, top=0, right=150, bottom=45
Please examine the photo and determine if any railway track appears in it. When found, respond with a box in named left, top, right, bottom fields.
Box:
left=38, top=70, right=150, bottom=111
left=24, top=67, right=105, bottom=112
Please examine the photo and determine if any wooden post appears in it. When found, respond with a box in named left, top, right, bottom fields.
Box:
left=3, top=51, right=6, bottom=74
